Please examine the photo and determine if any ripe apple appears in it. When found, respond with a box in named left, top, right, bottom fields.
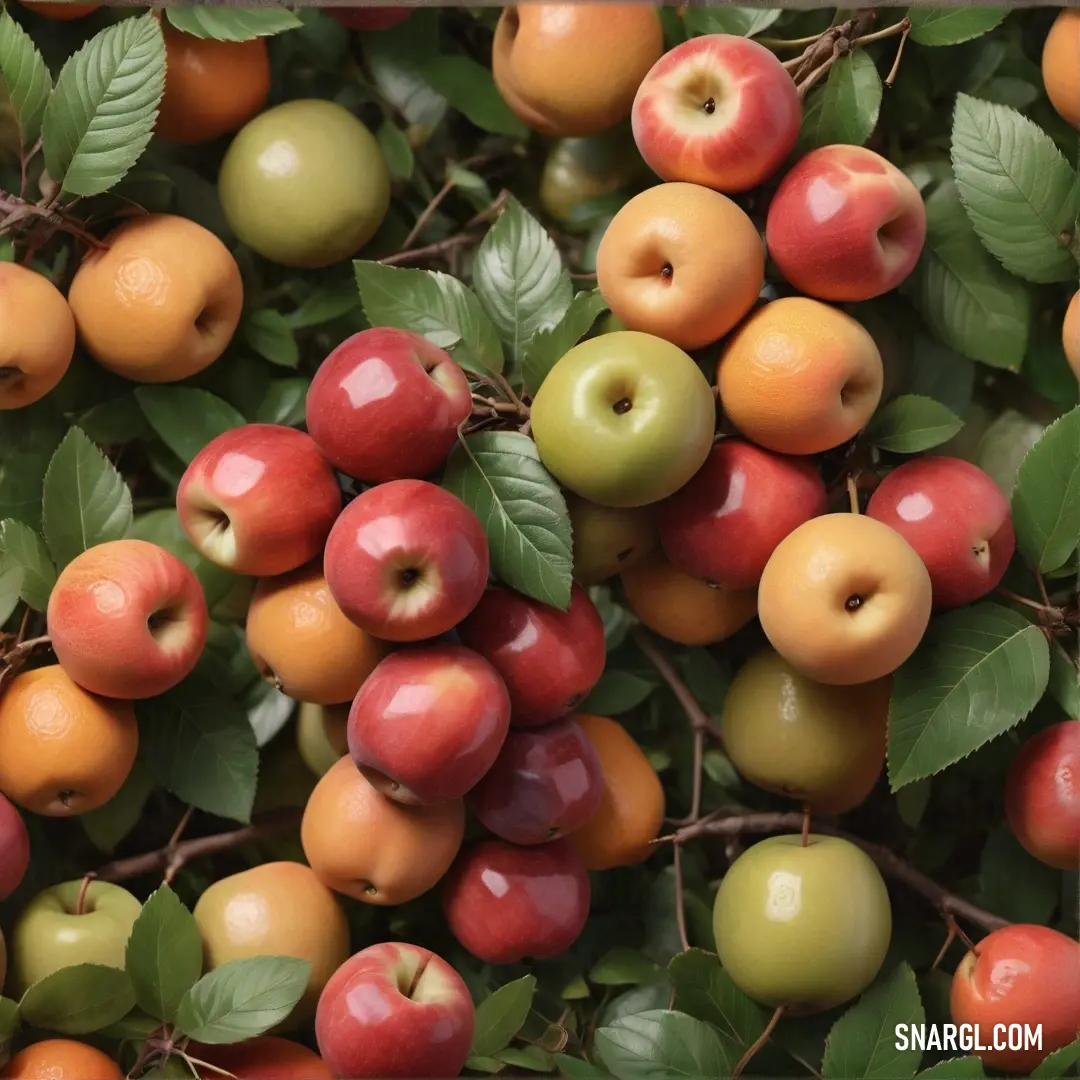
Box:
left=1004, top=720, right=1080, bottom=870
left=659, top=439, right=828, bottom=590
left=441, top=838, right=591, bottom=965
left=467, top=719, right=604, bottom=844
left=1065, top=291, right=1080, bottom=380
left=349, top=644, right=511, bottom=804
left=219, top=99, right=391, bottom=269
left=1042, top=9, right=1080, bottom=132
left=865, top=456, right=1015, bottom=609
left=766, top=145, right=927, bottom=302
left=950, top=924, right=1080, bottom=1073
left=297, top=701, right=350, bottom=777
left=323, top=479, right=489, bottom=642
left=530, top=331, right=716, bottom=507
left=315, top=942, right=475, bottom=1080
left=631, top=34, right=801, bottom=193
left=758, top=514, right=932, bottom=685
left=0, top=794, right=30, bottom=901
left=539, top=129, right=646, bottom=225
left=3, top=1040, right=123, bottom=1080
left=10, top=880, right=142, bottom=994
left=327, top=6, right=411, bottom=30
left=567, top=494, right=656, bottom=585
left=47, top=538, right=209, bottom=700
left=457, top=583, right=606, bottom=727
left=188, top=1037, right=332, bottom=1080
left=306, top=328, right=472, bottom=484
left=176, top=424, right=342, bottom=578
left=713, top=835, right=892, bottom=1012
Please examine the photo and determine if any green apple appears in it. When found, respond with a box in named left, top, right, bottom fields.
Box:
left=567, top=493, right=656, bottom=585
left=713, top=834, right=892, bottom=1013
left=539, top=128, right=644, bottom=225
left=218, top=99, right=391, bottom=269
left=720, top=650, right=888, bottom=814
left=531, top=331, right=716, bottom=508
left=11, top=880, right=142, bottom=993
left=296, top=701, right=350, bottom=778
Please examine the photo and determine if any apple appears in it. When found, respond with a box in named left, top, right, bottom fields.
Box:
left=950, top=924, right=1080, bottom=1073
left=176, top=424, right=342, bottom=578
left=457, top=583, right=606, bottom=727
left=219, top=99, right=391, bottom=269
left=327, top=7, right=411, bottom=31
left=1065, top=290, right=1080, bottom=380
left=1004, top=720, right=1080, bottom=870
left=539, top=129, right=646, bottom=225
left=348, top=644, right=511, bottom=804
left=10, top=880, right=142, bottom=994
left=442, top=838, right=591, bottom=965
left=189, top=1037, right=333, bottom=1080
left=567, top=494, right=656, bottom=585
left=467, top=719, right=604, bottom=844
left=659, top=439, right=828, bottom=590
left=3, top=1041, right=123, bottom=1080
left=631, top=34, right=801, bottom=193
left=47, top=538, right=209, bottom=700
left=530, top=331, right=716, bottom=507
left=0, top=794, right=30, bottom=901
left=315, top=942, right=475, bottom=1080
left=713, top=835, right=892, bottom=1012
left=297, top=701, right=351, bottom=777
left=1042, top=9, right=1080, bottom=132
left=306, top=328, right=472, bottom=484
left=866, top=456, right=1016, bottom=609
left=757, top=513, right=932, bottom=685
left=323, top=479, right=489, bottom=643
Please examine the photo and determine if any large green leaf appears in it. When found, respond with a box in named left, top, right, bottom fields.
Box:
left=0, top=519, right=55, bottom=611
left=0, top=399, right=67, bottom=527
left=1032, top=1037, right=1080, bottom=1079
left=521, top=289, right=608, bottom=396
left=135, top=387, right=247, bottom=466
left=798, top=51, right=882, bottom=153
left=415, top=54, right=528, bottom=138
left=594, top=1009, right=738, bottom=1080
left=864, top=395, right=964, bottom=454
left=165, top=6, right=302, bottom=40
left=20, top=965, right=136, bottom=1036
left=471, top=976, right=537, bottom=1059
left=80, top=760, right=153, bottom=855
left=590, top=949, right=662, bottom=988
left=907, top=7, right=1009, bottom=46
left=668, top=949, right=766, bottom=1050
left=0, top=9, right=51, bottom=145
left=581, top=671, right=658, bottom=716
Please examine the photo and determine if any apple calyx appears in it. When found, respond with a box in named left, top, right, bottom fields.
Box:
left=357, top=764, right=419, bottom=806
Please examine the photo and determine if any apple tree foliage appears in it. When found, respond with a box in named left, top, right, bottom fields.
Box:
left=0, top=3, right=1077, bottom=1078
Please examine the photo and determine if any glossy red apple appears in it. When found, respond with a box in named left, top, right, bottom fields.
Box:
left=315, top=942, right=475, bottom=1080
left=441, top=837, right=591, bottom=965
left=866, top=456, right=1014, bottom=609
left=766, top=144, right=927, bottom=302
left=467, top=719, right=604, bottom=845
left=0, top=793, right=30, bottom=900
left=323, top=479, right=489, bottom=642
left=327, top=7, right=411, bottom=31
left=177, top=424, right=342, bottom=577
left=950, top=924, right=1080, bottom=1073
left=1005, top=720, right=1080, bottom=871
left=306, top=328, right=471, bottom=485
left=457, top=583, right=606, bottom=727
left=659, top=439, right=828, bottom=590
left=348, top=644, right=510, bottom=805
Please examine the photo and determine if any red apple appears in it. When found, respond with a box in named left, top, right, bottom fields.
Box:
left=327, top=7, right=411, bottom=31
left=348, top=644, right=510, bottom=805
left=866, top=456, right=1014, bottom=609
left=188, top=1037, right=333, bottom=1080
left=177, top=424, right=342, bottom=577
left=47, top=539, right=208, bottom=699
left=766, top=144, right=927, bottom=302
left=457, top=583, right=606, bottom=728
left=323, top=479, right=489, bottom=643
left=315, top=942, right=475, bottom=1080
left=631, top=34, right=801, bottom=193
left=441, top=837, right=590, bottom=965
left=467, top=719, right=604, bottom=845
left=306, top=328, right=471, bottom=485
left=659, top=439, right=828, bottom=590
left=950, top=924, right=1080, bottom=1073
left=0, top=793, right=30, bottom=901
left=1005, top=720, right=1080, bottom=871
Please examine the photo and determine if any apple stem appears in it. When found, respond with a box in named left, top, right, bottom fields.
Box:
left=180, top=1052, right=236, bottom=1078
left=846, top=474, right=861, bottom=515
left=800, top=804, right=811, bottom=847
left=884, top=21, right=912, bottom=87
left=404, top=953, right=432, bottom=1000
left=732, top=1005, right=786, bottom=1080
left=74, top=872, right=95, bottom=916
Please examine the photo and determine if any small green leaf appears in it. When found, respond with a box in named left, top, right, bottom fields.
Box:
left=135, top=387, right=246, bottom=466
left=865, top=395, right=964, bottom=453
left=465, top=1057, right=505, bottom=1075
left=907, top=7, right=1009, bottom=46
left=283, top=286, right=359, bottom=329
left=41, top=427, right=133, bottom=571
left=798, top=51, right=882, bottom=153
left=0, top=519, right=56, bottom=611
left=0, top=996, right=19, bottom=1065
left=906, top=335, right=976, bottom=415
left=255, top=379, right=310, bottom=427
left=521, top=289, right=609, bottom=396
left=98, top=1008, right=160, bottom=1042
left=0, top=9, right=52, bottom=144
left=442, top=432, right=573, bottom=610
left=471, top=975, right=537, bottom=1058
left=41, top=14, right=165, bottom=197
left=1032, top=1037, right=1080, bottom=1079
left=683, top=7, right=781, bottom=36
left=594, top=1009, right=739, bottom=1080
left=166, top=6, right=302, bottom=40
left=416, top=54, right=528, bottom=138
left=580, top=671, right=658, bottom=716
left=1047, top=641, right=1080, bottom=721
left=19, top=965, right=136, bottom=1036
left=377, top=119, right=415, bottom=180
left=80, top=760, right=153, bottom=854
left=0, top=554, right=20, bottom=626
left=240, top=310, right=301, bottom=369
left=448, top=165, right=494, bottom=209
left=0, top=399, right=67, bottom=528
left=589, top=948, right=661, bottom=988
left=668, top=949, right=766, bottom=1049
left=367, top=37, right=446, bottom=131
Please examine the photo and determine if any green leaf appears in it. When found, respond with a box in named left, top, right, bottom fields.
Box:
left=442, top=431, right=573, bottom=610
left=1010, top=405, right=1080, bottom=573
left=473, top=196, right=573, bottom=369
left=354, top=260, right=504, bottom=375
left=174, top=956, right=311, bottom=1043
left=822, top=964, right=925, bottom=1079
left=136, top=676, right=259, bottom=824
left=166, top=6, right=302, bottom=40
left=377, top=119, right=415, bottom=181
left=366, top=39, right=446, bottom=131
left=951, top=94, right=1080, bottom=284
left=683, top=7, right=781, bottom=36
left=907, top=7, right=1009, bottom=46
left=416, top=54, right=528, bottom=138
left=798, top=51, right=882, bottom=153
left=41, top=14, right=165, bottom=197
left=0, top=399, right=66, bottom=528
left=580, top=671, right=658, bottom=716
left=0, top=996, right=19, bottom=1064
left=471, top=975, right=537, bottom=1058
left=668, top=949, right=766, bottom=1049
left=0, top=555, right=20, bottom=626
left=978, top=823, right=1059, bottom=924
left=521, top=289, right=609, bottom=396
left=0, top=9, right=52, bottom=145
left=915, top=1059, right=985, bottom=1079
left=41, top=427, right=133, bottom=571
left=78, top=396, right=153, bottom=445
left=0, top=519, right=55, bottom=611
left=864, top=395, right=964, bottom=453
left=555, top=1055, right=614, bottom=1080
left=594, top=1009, right=738, bottom=1080
left=240, top=310, right=301, bottom=369
left=283, top=285, right=359, bottom=329
left=125, top=884, right=204, bottom=1023
left=1047, top=641, right=1080, bottom=721
left=80, top=760, right=153, bottom=854
left=906, top=335, right=976, bottom=415
left=888, top=603, right=1051, bottom=790
left=255, top=379, right=310, bottom=427
left=135, top=387, right=246, bottom=466
left=465, top=1057, right=505, bottom=1075
left=19, top=965, right=136, bottom=1036
left=1032, top=1037, right=1080, bottom=1079
left=98, top=1009, right=159, bottom=1041
left=589, top=948, right=662, bottom=988
left=499, top=1046, right=554, bottom=1072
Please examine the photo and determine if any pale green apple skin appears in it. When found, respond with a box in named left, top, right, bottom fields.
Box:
left=531, top=331, right=716, bottom=508
left=713, top=835, right=892, bottom=1013
left=218, top=99, right=391, bottom=269
left=567, top=493, right=656, bottom=585
left=11, top=880, right=142, bottom=993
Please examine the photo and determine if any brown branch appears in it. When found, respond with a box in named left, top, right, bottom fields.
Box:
left=672, top=840, right=690, bottom=952
left=377, top=233, right=478, bottom=267
left=633, top=628, right=723, bottom=741
left=733, top=1006, right=785, bottom=1080
left=399, top=176, right=455, bottom=252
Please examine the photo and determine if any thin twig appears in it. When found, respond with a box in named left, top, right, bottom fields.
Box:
left=733, top=1006, right=786, bottom=1080
left=758, top=32, right=828, bottom=49
left=672, top=840, right=690, bottom=952
left=378, top=233, right=478, bottom=267
left=399, top=176, right=455, bottom=252
left=633, top=628, right=724, bottom=741
left=163, top=805, right=195, bottom=885
left=884, top=21, right=911, bottom=86
left=852, top=17, right=911, bottom=48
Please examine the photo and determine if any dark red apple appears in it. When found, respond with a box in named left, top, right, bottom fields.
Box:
left=327, top=7, right=412, bottom=31
left=0, top=793, right=29, bottom=900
